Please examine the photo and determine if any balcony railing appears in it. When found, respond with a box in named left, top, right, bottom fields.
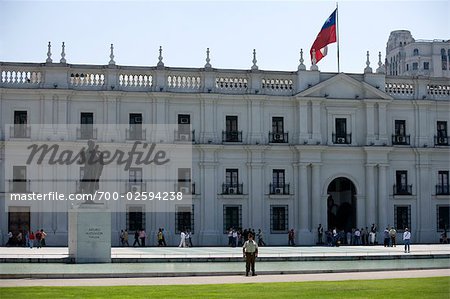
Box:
left=176, top=182, right=196, bottom=195
left=76, top=127, right=97, bottom=140
left=269, top=132, right=289, bottom=143
left=393, top=184, right=412, bottom=195
left=10, top=125, right=31, bottom=138
left=8, top=180, right=31, bottom=193
left=434, top=135, right=449, bottom=146
left=222, top=183, right=243, bottom=195
left=125, top=128, right=146, bottom=140
left=436, top=184, right=450, bottom=195
left=392, top=134, right=410, bottom=145
left=332, top=133, right=352, bottom=144
left=222, top=131, right=242, bottom=143
left=174, top=130, right=195, bottom=142
left=126, top=181, right=147, bottom=193
left=269, top=183, right=290, bottom=195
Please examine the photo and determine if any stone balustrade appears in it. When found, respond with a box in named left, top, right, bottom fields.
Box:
left=0, top=62, right=449, bottom=100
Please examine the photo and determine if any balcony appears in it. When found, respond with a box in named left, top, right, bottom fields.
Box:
left=222, top=183, right=243, bottom=195
left=174, top=130, right=195, bottom=142
left=436, top=184, right=450, bottom=195
left=434, top=135, right=449, bottom=146
left=269, top=132, right=289, bottom=143
left=393, top=184, right=412, bottom=195
left=8, top=180, right=31, bottom=193
left=10, top=125, right=31, bottom=138
left=332, top=133, right=352, bottom=144
left=126, top=128, right=146, bottom=140
left=392, top=134, right=410, bottom=145
left=76, top=127, right=97, bottom=140
left=222, top=131, right=242, bottom=143
left=126, top=181, right=147, bottom=193
left=269, top=183, right=290, bottom=195
left=176, top=182, right=196, bottom=195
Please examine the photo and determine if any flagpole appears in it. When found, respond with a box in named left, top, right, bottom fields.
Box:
left=336, top=2, right=340, bottom=73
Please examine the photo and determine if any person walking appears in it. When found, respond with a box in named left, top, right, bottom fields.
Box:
left=179, top=230, right=186, bottom=247
left=228, top=228, right=233, bottom=247
left=242, top=233, right=258, bottom=276
left=157, top=228, right=164, bottom=246
left=383, top=227, right=390, bottom=247
left=288, top=228, right=295, bottom=246
left=389, top=227, right=397, bottom=247
left=40, top=229, right=47, bottom=247
left=6, top=231, right=13, bottom=246
left=256, top=229, right=266, bottom=246
left=123, top=229, right=129, bottom=246
left=29, top=230, right=35, bottom=249
left=35, top=230, right=42, bottom=249
left=232, top=229, right=238, bottom=248
left=139, top=229, right=146, bottom=247
left=133, top=230, right=140, bottom=247
left=186, top=230, right=193, bottom=247
left=403, top=228, right=411, bottom=253
left=317, top=224, right=324, bottom=245
left=161, top=228, right=167, bottom=246
left=120, top=229, right=125, bottom=246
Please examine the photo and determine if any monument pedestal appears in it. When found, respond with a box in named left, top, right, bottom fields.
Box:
left=68, top=203, right=111, bottom=263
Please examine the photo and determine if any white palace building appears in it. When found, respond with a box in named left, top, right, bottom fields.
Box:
left=1, top=31, right=449, bottom=246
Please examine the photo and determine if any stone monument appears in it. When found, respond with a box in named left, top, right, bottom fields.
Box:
left=68, top=140, right=111, bottom=263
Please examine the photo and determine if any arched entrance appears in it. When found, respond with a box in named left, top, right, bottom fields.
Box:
left=327, top=177, right=356, bottom=232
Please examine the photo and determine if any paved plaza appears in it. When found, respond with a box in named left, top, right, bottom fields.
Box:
left=0, top=244, right=448, bottom=280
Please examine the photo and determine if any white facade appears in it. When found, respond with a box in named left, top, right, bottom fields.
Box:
left=1, top=45, right=449, bottom=247
left=386, top=30, right=450, bottom=77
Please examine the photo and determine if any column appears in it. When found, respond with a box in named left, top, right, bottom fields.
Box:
left=298, top=101, right=309, bottom=142
left=417, top=163, right=432, bottom=242
left=365, top=102, right=375, bottom=144
left=248, top=162, right=264, bottom=230
left=365, top=164, right=376, bottom=227
left=311, top=163, right=322, bottom=232
left=312, top=102, right=321, bottom=143
left=378, top=103, right=387, bottom=144
left=378, top=164, right=388, bottom=240
left=199, top=160, right=219, bottom=245
left=299, top=163, right=309, bottom=232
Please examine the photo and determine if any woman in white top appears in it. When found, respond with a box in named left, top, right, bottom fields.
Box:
left=403, top=228, right=411, bottom=253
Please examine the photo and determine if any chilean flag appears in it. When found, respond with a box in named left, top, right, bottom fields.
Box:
left=310, top=9, right=337, bottom=63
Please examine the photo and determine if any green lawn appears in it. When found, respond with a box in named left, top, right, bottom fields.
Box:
left=1, top=277, right=449, bottom=299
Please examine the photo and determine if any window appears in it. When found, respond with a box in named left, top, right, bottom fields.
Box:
left=223, top=169, right=241, bottom=194
left=442, top=49, right=447, bottom=70
left=127, top=206, right=145, bottom=231
left=12, top=166, right=27, bottom=192
left=394, top=205, right=411, bottom=231
left=178, top=168, right=192, bottom=194
left=333, top=118, right=350, bottom=144
left=80, top=112, right=94, bottom=139
left=128, top=113, right=143, bottom=140
left=128, top=168, right=143, bottom=192
left=13, top=111, right=28, bottom=138
left=395, top=170, right=411, bottom=195
left=271, top=169, right=289, bottom=194
left=270, top=205, right=288, bottom=233
left=437, top=206, right=450, bottom=231
left=176, top=114, right=193, bottom=141
left=176, top=205, right=194, bottom=233
left=223, top=205, right=241, bottom=233
left=413, top=49, right=419, bottom=56
left=437, top=171, right=449, bottom=195
left=395, top=120, right=406, bottom=136
left=412, top=62, right=418, bottom=70
left=406, top=64, right=409, bottom=71
left=272, top=117, right=284, bottom=134
left=424, top=62, right=429, bottom=70
left=223, top=116, right=241, bottom=142
left=8, top=206, right=30, bottom=235
left=437, top=121, right=447, bottom=137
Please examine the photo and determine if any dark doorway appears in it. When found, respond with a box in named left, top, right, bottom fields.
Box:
left=327, top=177, right=356, bottom=232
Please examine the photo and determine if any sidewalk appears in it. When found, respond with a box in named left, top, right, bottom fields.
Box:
left=0, top=269, right=448, bottom=287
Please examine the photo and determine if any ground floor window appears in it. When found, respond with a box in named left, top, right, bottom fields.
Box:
left=270, top=205, right=288, bottom=233
left=223, top=205, right=242, bottom=233
left=176, top=205, right=194, bottom=234
left=8, top=206, right=30, bottom=233
left=126, top=206, right=145, bottom=232
left=394, top=205, right=411, bottom=231
left=437, top=205, right=450, bottom=231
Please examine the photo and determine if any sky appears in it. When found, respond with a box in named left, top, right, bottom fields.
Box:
left=0, top=0, right=448, bottom=73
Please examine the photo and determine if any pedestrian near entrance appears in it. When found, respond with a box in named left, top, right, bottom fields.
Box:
left=242, top=233, right=258, bottom=276
left=29, top=230, right=35, bottom=249
left=133, top=230, right=140, bottom=247
left=6, top=231, right=13, bottom=246
left=40, top=229, right=47, bottom=247
left=389, top=227, right=397, bottom=247
left=317, top=224, right=323, bottom=245
left=179, top=230, right=186, bottom=247
left=139, top=229, right=146, bottom=247
left=288, top=228, right=295, bottom=246
left=403, top=228, right=411, bottom=253
left=383, top=227, right=390, bottom=247
left=123, top=230, right=129, bottom=246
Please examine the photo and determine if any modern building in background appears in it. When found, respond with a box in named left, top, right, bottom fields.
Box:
left=386, top=30, right=450, bottom=77
left=1, top=32, right=449, bottom=246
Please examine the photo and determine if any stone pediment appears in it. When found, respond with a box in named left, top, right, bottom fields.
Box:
left=296, top=73, right=393, bottom=100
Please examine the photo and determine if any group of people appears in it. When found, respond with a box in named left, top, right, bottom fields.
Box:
left=227, top=228, right=267, bottom=248
left=383, top=226, right=398, bottom=247
left=131, top=229, right=147, bottom=247
left=6, top=229, right=47, bottom=248
left=178, top=229, right=193, bottom=247
left=320, top=224, right=379, bottom=247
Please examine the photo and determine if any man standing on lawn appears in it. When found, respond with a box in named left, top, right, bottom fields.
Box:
left=243, top=233, right=258, bottom=276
